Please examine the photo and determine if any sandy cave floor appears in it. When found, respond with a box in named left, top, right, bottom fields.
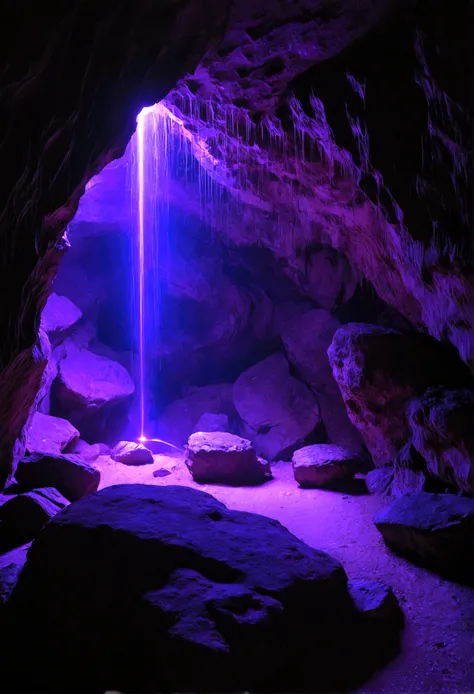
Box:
left=95, top=453, right=474, bottom=694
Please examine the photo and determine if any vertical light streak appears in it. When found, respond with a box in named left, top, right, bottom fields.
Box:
left=137, top=110, right=146, bottom=439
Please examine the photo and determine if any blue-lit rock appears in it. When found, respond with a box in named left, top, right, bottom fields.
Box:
left=7, top=483, right=353, bottom=692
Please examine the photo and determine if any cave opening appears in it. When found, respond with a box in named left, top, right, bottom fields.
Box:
left=0, top=2, right=473, bottom=693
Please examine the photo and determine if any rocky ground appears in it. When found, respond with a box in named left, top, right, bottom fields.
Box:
left=96, top=452, right=474, bottom=694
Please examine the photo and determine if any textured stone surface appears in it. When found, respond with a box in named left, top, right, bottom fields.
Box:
left=374, top=492, right=474, bottom=583
left=53, top=344, right=134, bottom=443
left=0, top=543, right=30, bottom=607
left=158, top=383, right=236, bottom=446
left=0, top=0, right=230, bottom=489
left=280, top=309, right=364, bottom=452
left=365, top=468, right=394, bottom=496
left=40, top=293, right=82, bottom=339
left=7, top=484, right=354, bottom=692
left=186, top=432, right=271, bottom=485
left=111, top=441, right=154, bottom=466
left=193, top=412, right=230, bottom=433
left=408, top=387, right=474, bottom=495
left=233, top=353, right=320, bottom=460
left=348, top=580, right=399, bottom=620
left=292, top=444, right=363, bottom=489
left=15, top=453, right=100, bottom=502
left=25, top=412, right=80, bottom=456
left=328, top=324, right=472, bottom=467
left=63, top=438, right=102, bottom=461
left=0, top=488, right=69, bottom=546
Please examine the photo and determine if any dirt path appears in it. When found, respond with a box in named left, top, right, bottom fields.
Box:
left=96, top=454, right=474, bottom=693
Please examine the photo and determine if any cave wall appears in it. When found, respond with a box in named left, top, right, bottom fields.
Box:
left=0, top=0, right=231, bottom=487
left=163, top=0, right=473, bottom=366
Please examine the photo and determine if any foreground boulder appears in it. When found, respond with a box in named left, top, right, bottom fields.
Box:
left=15, top=453, right=100, bottom=502
left=407, top=387, right=474, bottom=494
left=374, top=492, right=474, bottom=584
left=328, top=324, right=472, bottom=467
left=4, top=484, right=400, bottom=692
left=186, top=432, right=271, bottom=485
left=293, top=444, right=364, bottom=488
left=111, top=441, right=154, bottom=466
left=233, top=353, right=321, bottom=460
left=0, top=488, right=69, bottom=547
left=52, top=344, right=135, bottom=443
left=25, top=412, right=80, bottom=455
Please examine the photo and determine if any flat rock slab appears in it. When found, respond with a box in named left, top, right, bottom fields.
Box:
left=374, top=492, right=474, bottom=584
left=292, top=444, right=364, bottom=488
left=15, top=453, right=100, bottom=502
left=186, top=432, right=272, bottom=485
left=111, top=441, right=154, bottom=466
left=26, top=412, right=80, bottom=455
left=8, top=484, right=351, bottom=692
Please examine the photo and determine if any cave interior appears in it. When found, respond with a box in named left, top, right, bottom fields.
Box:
left=0, top=1, right=473, bottom=693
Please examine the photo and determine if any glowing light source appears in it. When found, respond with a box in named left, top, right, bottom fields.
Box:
left=132, top=100, right=221, bottom=443
left=137, top=110, right=147, bottom=440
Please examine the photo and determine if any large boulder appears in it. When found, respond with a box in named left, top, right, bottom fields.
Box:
left=407, top=387, right=474, bottom=495
left=25, top=412, right=80, bottom=455
left=111, top=441, right=154, bottom=466
left=0, top=488, right=69, bottom=547
left=63, top=438, right=102, bottom=462
left=292, top=444, right=364, bottom=488
left=52, top=344, right=134, bottom=443
left=186, top=432, right=271, bottom=485
left=233, top=353, right=321, bottom=460
left=40, top=293, right=82, bottom=342
left=5, top=484, right=361, bottom=692
left=193, top=412, right=229, bottom=433
left=15, top=453, right=100, bottom=502
left=157, top=383, right=236, bottom=446
left=328, top=324, right=472, bottom=467
left=374, top=492, right=474, bottom=584
left=280, top=309, right=364, bottom=452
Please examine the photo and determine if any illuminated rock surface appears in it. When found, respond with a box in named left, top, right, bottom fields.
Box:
left=374, top=492, right=474, bottom=584
left=292, top=443, right=365, bottom=488
left=186, top=432, right=271, bottom=485
left=53, top=344, right=134, bottom=444
left=111, top=441, right=154, bottom=466
left=15, top=453, right=100, bottom=502
left=25, top=412, right=80, bottom=456
left=233, top=353, right=321, bottom=460
left=4, top=484, right=401, bottom=692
